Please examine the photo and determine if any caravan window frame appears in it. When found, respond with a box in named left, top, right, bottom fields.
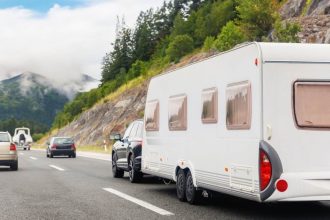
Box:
left=168, top=94, right=187, bottom=131
left=226, top=81, right=252, bottom=130
left=145, top=100, right=160, bottom=131
left=201, top=87, right=218, bottom=124
left=293, top=80, right=330, bottom=129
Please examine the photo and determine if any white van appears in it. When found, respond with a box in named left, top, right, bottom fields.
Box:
left=142, top=42, right=330, bottom=204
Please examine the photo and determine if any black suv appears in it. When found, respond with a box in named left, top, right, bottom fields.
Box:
left=111, top=119, right=143, bottom=183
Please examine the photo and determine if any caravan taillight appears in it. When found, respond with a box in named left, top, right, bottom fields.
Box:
left=260, top=150, right=272, bottom=191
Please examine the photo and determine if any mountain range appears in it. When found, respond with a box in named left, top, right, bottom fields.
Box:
left=0, top=72, right=99, bottom=127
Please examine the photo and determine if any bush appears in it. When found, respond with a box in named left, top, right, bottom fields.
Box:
left=213, top=21, right=246, bottom=52
left=237, top=0, right=279, bottom=40
left=274, top=20, right=300, bottom=43
left=32, top=133, right=44, bottom=142
left=203, top=36, right=216, bottom=52
left=166, top=35, right=194, bottom=62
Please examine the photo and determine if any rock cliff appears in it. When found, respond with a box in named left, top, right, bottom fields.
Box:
left=281, top=0, right=330, bottom=43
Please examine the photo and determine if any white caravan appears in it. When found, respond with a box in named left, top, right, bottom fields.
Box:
left=142, top=42, right=330, bottom=203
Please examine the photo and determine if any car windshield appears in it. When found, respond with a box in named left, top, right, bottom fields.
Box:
left=54, top=138, right=73, bottom=144
left=0, top=133, right=10, bottom=142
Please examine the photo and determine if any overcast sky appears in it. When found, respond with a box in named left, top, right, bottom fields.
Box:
left=0, top=0, right=164, bottom=82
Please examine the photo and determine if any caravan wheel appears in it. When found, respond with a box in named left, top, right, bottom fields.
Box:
left=185, top=171, right=201, bottom=204
left=176, top=169, right=186, bottom=201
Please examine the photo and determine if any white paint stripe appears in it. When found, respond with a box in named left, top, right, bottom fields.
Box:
left=78, top=154, right=111, bottom=162
left=49, top=165, right=65, bottom=171
left=19, top=153, right=24, bottom=155
left=29, top=156, right=37, bottom=160
left=103, top=188, right=174, bottom=216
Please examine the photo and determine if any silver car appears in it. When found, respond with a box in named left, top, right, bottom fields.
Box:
left=0, top=132, right=18, bottom=170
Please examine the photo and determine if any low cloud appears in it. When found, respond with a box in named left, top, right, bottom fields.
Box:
left=0, top=0, right=163, bottom=82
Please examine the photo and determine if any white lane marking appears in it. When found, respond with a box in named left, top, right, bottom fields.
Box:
left=19, top=153, right=24, bottom=155
left=78, top=154, right=111, bottom=162
left=103, top=188, right=174, bottom=216
left=49, top=165, right=65, bottom=171
left=29, top=156, right=37, bottom=160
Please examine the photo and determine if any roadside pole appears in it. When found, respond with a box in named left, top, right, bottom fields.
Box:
left=104, top=139, right=108, bottom=152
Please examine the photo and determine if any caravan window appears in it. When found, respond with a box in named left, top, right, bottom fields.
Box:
left=226, top=81, right=252, bottom=130
left=145, top=100, right=159, bottom=131
left=201, top=88, right=218, bottom=123
left=168, top=95, right=187, bottom=131
left=294, top=81, right=330, bottom=128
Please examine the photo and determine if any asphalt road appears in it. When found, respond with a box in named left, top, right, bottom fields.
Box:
left=1, top=150, right=330, bottom=220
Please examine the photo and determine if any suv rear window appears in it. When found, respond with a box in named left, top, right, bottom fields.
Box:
left=0, top=133, right=10, bottom=142
left=54, top=138, right=74, bottom=144
left=294, top=81, right=330, bottom=128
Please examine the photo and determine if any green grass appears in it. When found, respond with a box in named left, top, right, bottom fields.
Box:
left=76, top=146, right=111, bottom=154
left=32, top=144, right=111, bottom=154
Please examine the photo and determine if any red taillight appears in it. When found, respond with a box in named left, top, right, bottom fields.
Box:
left=51, top=144, right=57, bottom=149
left=276, top=179, right=288, bottom=192
left=260, top=150, right=272, bottom=191
left=10, top=143, right=16, bottom=151
left=71, top=144, right=76, bottom=150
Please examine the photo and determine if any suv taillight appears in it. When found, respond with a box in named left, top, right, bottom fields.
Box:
left=71, top=144, right=76, bottom=150
left=51, top=144, right=57, bottom=149
left=260, top=149, right=272, bottom=191
left=10, top=143, right=16, bottom=151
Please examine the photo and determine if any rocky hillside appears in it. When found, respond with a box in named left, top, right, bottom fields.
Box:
left=50, top=52, right=213, bottom=147
left=51, top=0, right=330, bottom=147
left=281, top=0, right=330, bottom=43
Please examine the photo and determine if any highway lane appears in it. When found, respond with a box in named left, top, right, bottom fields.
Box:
left=1, top=150, right=330, bottom=220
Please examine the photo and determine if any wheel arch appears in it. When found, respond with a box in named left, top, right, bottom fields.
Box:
left=174, top=160, right=197, bottom=187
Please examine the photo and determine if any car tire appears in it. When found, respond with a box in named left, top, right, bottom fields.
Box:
left=50, top=153, right=54, bottom=158
left=176, top=169, right=186, bottom=202
left=128, top=156, right=142, bottom=183
left=46, top=152, right=49, bottom=158
left=112, top=153, right=124, bottom=178
left=72, top=153, right=76, bottom=158
left=185, top=170, right=201, bottom=205
left=11, top=161, right=18, bottom=171
left=68, top=155, right=72, bottom=158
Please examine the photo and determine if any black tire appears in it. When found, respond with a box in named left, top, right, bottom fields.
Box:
left=176, top=169, right=186, bottom=201
left=24, top=148, right=26, bottom=151
left=68, top=155, right=72, bottom=158
left=50, top=152, right=54, bottom=158
left=46, top=153, right=49, bottom=158
left=72, top=152, right=76, bottom=158
left=185, top=171, right=202, bottom=204
left=128, top=156, right=142, bottom=183
left=112, top=153, right=124, bottom=178
left=11, top=161, right=18, bottom=171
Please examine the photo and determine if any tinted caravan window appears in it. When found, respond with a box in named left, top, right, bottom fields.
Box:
left=226, top=81, right=252, bottom=130
left=201, top=88, right=218, bottom=124
left=145, top=100, right=159, bottom=131
left=169, top=95, right=187, bottom=131
left=294, top=81, right=330, bottom=128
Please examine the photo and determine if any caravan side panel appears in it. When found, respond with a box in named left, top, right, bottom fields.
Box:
left=143, top=43, right=262, bottom=201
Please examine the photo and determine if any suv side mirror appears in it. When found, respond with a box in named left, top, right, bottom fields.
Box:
left=110, top=134, right=122, bottom=141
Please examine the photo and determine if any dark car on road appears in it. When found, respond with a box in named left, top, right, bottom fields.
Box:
left=46, top=137, right=76, bottom=158
left=111, top=119, right=143, bottom=183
